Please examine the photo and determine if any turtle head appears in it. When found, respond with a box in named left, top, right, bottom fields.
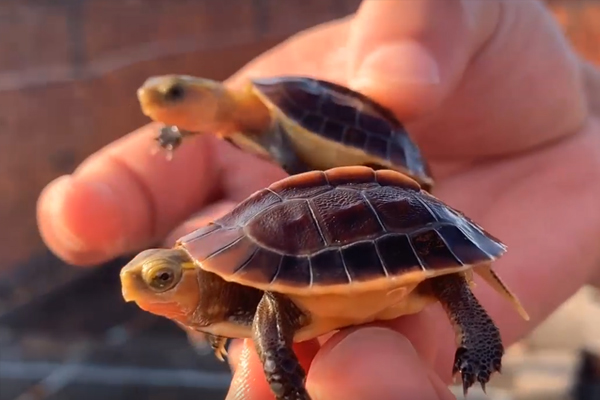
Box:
left=120, top=248, right=200, bottom=323
left=137, top=75, right=231, bottom=133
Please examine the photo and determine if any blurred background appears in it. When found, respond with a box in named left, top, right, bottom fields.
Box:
left=0, top=1, right=598, bottom=400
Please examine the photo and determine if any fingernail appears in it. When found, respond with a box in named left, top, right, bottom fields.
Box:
left=308, top=327, right=444, bottom=400
left=43, top=175, right=88, bottom=253
left=350, top=42, right=440, bottom=91
left=56, top=175, right=128, bottom=256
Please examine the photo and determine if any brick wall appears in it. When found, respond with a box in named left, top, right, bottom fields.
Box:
left=0, top=0, right=596, bottom=275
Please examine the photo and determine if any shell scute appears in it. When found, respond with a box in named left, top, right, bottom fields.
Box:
left=273, top=255, right=312, bottom=287
left=410, top=229, right=462, bottom=269
left=269, top=170, right=331, bottom=200
left=184, top=230, right=255, bottom=275
left=389, top=145, right=408, bottom=171
left=434, top=225, right=493, bottom=265
left=179, top=225, right=243, bottom=260
left=301, top=113, right=325, bottom=134
left=217, top=188, right=282, bottom=228
left=233, top=247, right=283, bottom=285
left=324, top=165, right=376, bottom=187
left=283, top=83, right=322, bottom=112
left=320, top=99, right=357, bottom=126
left=309, top=188, right=384, bottom=246
left=375, top=234, right=423, bottom=275
left=343, top=127, right=368, bottom=149
left=322, top=120, right=345, bottom=142
left=374, top=169, right=421, bottom=191
left=281, top=99, right=307, bottom=121
left=246, top=199, right=325, bottom=255
left=341, top=241, right=387, bottom=282
left=308, top=249, right=349, bottom=286
left=177, top=223, right=220, bottom=245
left=253, top=77, right=320, bottom=115
left=358, top=112, right=392, bottom=135
left=418, top=193, right=505, bottom=259
left=363, top=187, right=436, bottom=232
left=365, top=135, right=389, bottom=160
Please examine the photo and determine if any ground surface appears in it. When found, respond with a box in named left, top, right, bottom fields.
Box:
left=0, top=257, right=598, bottom=400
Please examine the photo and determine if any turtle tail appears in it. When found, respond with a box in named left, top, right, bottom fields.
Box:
left=475, top=265, right=530, bottom=321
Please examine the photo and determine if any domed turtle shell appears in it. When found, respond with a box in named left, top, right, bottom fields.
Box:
left=175, top=166, right=505, bottom=295
left=249, top=76, right=434, bottom=191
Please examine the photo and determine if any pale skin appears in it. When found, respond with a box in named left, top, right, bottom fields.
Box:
left=36, top=1, right=600, bottom=399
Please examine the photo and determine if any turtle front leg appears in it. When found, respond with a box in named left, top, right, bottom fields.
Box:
left=252, top=292, right=310, bottom=400
left=429, top=273, right=504, bottom=396
left=154, top=126, right=196, bottom=159
left=206, top=334, right=228, bottom=361
left=178, top=324, right=228, bottom=361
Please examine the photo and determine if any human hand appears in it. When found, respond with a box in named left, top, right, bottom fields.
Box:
left=37, top=1, right=600, bottom=399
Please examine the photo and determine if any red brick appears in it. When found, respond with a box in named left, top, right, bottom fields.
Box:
left=82, top=0, right=257, bottom=62
left=258, top=0, right=360, bottom=36
left=0, top=4, right=71, bottom=72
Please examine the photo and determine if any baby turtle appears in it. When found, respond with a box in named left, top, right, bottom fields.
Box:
left=120, top=166, right=529, bottom=400
left=137, top=75, right=434, bottom=191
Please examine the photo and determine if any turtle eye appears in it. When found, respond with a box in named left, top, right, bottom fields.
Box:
left=144, top=263, right=181, bottom=292
left=163, top=83, right=185, bottom=102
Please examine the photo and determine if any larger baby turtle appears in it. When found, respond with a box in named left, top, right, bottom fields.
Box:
left=137, top=75, right=434, bottom=191
left=120, top=166, right=528, bottom=400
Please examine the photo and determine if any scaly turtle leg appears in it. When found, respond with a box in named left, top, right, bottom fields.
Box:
left=206, top=334, right=228, bottom=361
left=252, top=292, right=310, bottom=400
left=177, top=323, right=228, bottom=361
left=429, top=273, right=504, bottom=396
left=154, top=126, right=196, bottom=159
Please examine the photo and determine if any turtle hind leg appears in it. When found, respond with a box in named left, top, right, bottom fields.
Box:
left=428, top=273, right=504, bottom=396
left=252, top=292, right=311, bottom=400
left=259, top=120, right=313, bottom=176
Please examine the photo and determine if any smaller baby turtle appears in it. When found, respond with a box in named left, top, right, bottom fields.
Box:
left=137, top=75, right=434, bottom=191
left=120, top=166, right=528, bottom=400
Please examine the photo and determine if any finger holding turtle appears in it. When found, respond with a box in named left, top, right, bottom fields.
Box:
left=226, top=325, right=457, bottom=400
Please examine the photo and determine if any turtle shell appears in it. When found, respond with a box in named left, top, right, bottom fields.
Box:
left=176, top=166, right=505, bottom=295
left=250, top=76, right=434, bottom=190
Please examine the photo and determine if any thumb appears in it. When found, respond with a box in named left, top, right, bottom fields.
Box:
left=347, top=0, right=499, bottom=119
left=307, top=327, right=455, bottom=400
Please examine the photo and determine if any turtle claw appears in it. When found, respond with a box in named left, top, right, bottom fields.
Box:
left=480, top=381, right=487, bottom=394
left=453, top=346, right=501, bottom=397
left=209, top=336, right=229, bottom=362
